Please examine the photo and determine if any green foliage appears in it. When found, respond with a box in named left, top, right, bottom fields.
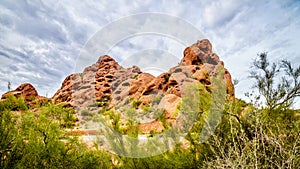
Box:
left=133, top=74, right=139, bottom=80
left=81, top=109, right=93, bottom=116
left=141, top=104, right=151, bottom=112
left=202, top=71, right=209, bottom=78
left=0, top=95, right=27, bottom=111
left=94, top=96, right=111, bottom=107
left=101, top=109, right=121, bottom=130
left=0, top=109, right=21, bottom=168
left=152, top=94, right=163, bottom=105
left=164, top=74, right=170, bottom=81
left=131, top=100, right=142, bottom=109
left=0, top=97, right=112, bottom=168
left=118, top=146, right=199, bottom=169
left=39, top=102, right=78, bottom=128
left=203, top=101, right=300, bottom=168
left=157, top=109, right=168, bottom=129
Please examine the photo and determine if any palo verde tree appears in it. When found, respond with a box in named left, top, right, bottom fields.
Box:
left=250, top=52, right=300, bottom=110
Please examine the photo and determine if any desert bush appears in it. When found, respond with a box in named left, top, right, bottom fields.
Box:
left=250, top=52, right=300, bottom=111
left=0, top=98, right=113, bottom=169
left=131, top=100, right=142, bottom=109
left=81, top=109, right=93, bottom=116
left=201, top=53, right=300, bottom=168
left=0, top=95, right=27, bottom=111
left=203, top=105, right=299, bottom=168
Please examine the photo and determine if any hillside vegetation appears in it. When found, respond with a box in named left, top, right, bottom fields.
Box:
left=0, top=54, right=299, bottom=168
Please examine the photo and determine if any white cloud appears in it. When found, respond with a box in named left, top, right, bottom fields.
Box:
left=202, top=0, right=249, bottom=28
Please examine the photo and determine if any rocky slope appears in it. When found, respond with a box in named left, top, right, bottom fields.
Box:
left=52, top=39, right=234, bottom=132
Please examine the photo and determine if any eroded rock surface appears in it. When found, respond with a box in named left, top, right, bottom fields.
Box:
left=52, top=39, right=235, bottom=132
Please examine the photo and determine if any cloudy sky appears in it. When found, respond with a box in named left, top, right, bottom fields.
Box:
left=0, top=0, right=300, bottom=106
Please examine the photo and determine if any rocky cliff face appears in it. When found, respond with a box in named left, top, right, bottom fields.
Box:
left=52, top=39, right=235, bottom=132
left=52, top=55, right=142, bottom=110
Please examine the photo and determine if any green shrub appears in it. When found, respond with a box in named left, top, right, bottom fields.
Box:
left=131, top=100, right=142, bottom=109
left=164, top=74, right=170, bottom=81
left=152, top=94, right=163, bottom=105
left=0, top=103, right=113, bottom=169
left=141, top=104, right=151, bottom=112
left=81, top=109, right=93, bottom=116
left=0, top=95, right=27, bottom=111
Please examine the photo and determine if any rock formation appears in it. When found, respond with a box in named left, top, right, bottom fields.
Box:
left=1, top=83, right=47, bottom=105
left=52, top=55, right=142, bottom=109
left=52, top=39, right=235, bottom=133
